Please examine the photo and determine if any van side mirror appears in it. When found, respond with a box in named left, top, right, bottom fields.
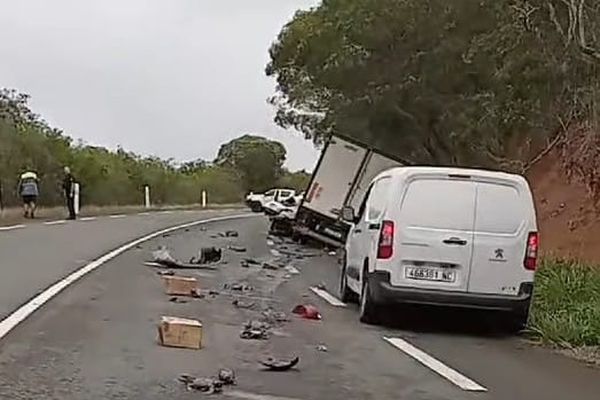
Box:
left=341, top=206, right=356, bottom=223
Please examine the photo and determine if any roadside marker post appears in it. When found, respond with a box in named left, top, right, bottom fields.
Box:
left=144, top=185, right=151, bottom=208
left=201, top=190, right=207, bottom=208
left=74, top=183, right=80, bottom=216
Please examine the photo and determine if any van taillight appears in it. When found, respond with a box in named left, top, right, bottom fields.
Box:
left=524, top=232, right=539, bottom=271
left=377, top=220, right=395, bottom=260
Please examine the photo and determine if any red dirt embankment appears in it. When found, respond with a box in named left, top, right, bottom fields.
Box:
left=527, top=126, right=600, bottom=263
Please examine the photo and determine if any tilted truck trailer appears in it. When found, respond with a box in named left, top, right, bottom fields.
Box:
left=294, top=135, right=405, bottom=246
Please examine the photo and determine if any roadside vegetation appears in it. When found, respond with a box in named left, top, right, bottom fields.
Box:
left=530, top=258, right=600, bottom=348
left=0, top=89, right=307, bottom=210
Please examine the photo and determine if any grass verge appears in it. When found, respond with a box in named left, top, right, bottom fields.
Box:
left=529, top=258, right=600, bottom=359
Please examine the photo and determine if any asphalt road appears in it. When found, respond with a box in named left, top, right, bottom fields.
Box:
left=0, top=214, right=598, bottom=399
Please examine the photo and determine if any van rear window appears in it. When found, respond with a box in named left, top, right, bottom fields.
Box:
left=401, top=179, right=476, bottom=231
left=475, top=183, right=524, bottom=234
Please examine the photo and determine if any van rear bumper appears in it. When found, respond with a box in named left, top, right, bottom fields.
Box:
left=368, top=271, right=532, bottom=314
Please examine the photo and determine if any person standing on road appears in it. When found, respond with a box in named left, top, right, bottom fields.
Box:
left=62, top=166, right=77, bottom=220
left=18, top=171, right=40, bottom=219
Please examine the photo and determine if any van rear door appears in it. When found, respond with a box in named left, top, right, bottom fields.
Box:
left=468, top=180, right=534, bottom=296
left=392, top=177, right=476, bottom=292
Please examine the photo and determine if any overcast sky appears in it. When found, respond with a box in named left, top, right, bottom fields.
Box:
left=0, top=0, right=320, bottom=171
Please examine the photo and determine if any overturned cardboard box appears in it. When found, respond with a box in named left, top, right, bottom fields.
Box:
left=158, top=316, right=203, bottom=349
left=162, top=275, right=198, bottom=296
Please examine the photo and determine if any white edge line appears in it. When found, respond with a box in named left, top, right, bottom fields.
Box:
left=310, top=287, right=347, bottom=307
left=383, top=337, right=487, bottom=392
left=44, top=220, right=66, bottom=225
left=0, top=213, right=255, bottom=341
left=138, top=212, right=151, bottom=216
left=79, top=217, right=97, bottom=221
left=108, top=214, right=126, bottom=219
left=0, top=224, right=26, bottom=231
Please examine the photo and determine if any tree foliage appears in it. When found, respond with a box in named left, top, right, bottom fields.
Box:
left=267, top=0, right=599, bottom=169
left=216, top=134, right=287, bottom=192
left=0, top=89, right=249, bottom=207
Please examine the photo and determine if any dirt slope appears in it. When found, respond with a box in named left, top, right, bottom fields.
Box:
left=527, top=131, right=600, bottom=263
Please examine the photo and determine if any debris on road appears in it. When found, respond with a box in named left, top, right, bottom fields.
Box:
left=191, top=288, right=206, bottom=299
left=260, top=356, right=300, bottom=371
left=316, top=344, right=328, bottom=352
left=169, top=297, right=188, bottom=304
left=240, top=320, right=271, bottom=340
left=179, top=368, right=236, bottom=394
left=292, top=304, right=322, bottom=320
left=150, top=247, right=218, bottom=270
left=261, top=308, right=289, bottom=324
left=262, top=262, right=280, bottom=271
left=232, top=299, right=256, bottom=310
left=162, top=275, right=199, bottom=296
left=156, top=269, right=175, bottom=276
left=190, top=247, right=223, bottom=265
left=328, top=251, right=336, bottom=256
left=224, top=282, right=254, bottom=292
left=284, top=265, right=300, bottom=275
left=228, top=245, right=247, bottom=253
left=158, top=316, right=203, bottom=349
left=316, top=282, right=327, bottom=290
left=218, top=368, right=236, bottom=385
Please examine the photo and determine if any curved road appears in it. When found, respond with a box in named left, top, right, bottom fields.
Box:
left=0, top=212, right=598, bottom=399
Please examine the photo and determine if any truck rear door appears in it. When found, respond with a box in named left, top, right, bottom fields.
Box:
left=304, top=137, right=367, bottom=219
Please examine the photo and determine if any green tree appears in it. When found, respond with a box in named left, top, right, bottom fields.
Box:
left=267, top=0, right=599, bottom=169
left=215, top=134, right=287, bottom=192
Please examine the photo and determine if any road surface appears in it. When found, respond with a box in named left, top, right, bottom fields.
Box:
left=0, top=213, right=598, bottom=399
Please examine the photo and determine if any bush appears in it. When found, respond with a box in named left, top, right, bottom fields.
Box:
left=529, top=258, right=600, bottom=347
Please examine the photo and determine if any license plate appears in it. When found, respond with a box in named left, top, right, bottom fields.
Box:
left=405, top=266, right=456, bottom=283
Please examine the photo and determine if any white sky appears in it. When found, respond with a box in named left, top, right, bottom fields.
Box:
left=0, top=0, right=320, bottom=171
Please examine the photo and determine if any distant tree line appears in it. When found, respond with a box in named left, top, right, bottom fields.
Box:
left=0, top=89, right=309, bottom=209
left=267, top=0, right=599, bottom=171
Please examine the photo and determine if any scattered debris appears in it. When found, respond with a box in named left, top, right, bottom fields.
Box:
left=156, top=270, right=175, bottom=276
left=270, top=249, right=282, bottom=257
left=292, top=304, right=322, bottom=320
left=162, top=275, right=199, bottom=296
left=316, top=282, right=327, bottom=291
left=328, top=251, right=337, bottom=256
left=260, top=356, right=300, bottom=371
left=179, top=369, right=236, bottom=394
left=190, top=247, right=223, bottom=265
left=283, top=265, right=300, bottom=275
left=158, top=316, right=203, bottom=349
left=218, top=230, right=239, bottom=238
left=228, top=245, right=247, bottom=253
left=262, top=262, right=280, bottom=271
left=169, top=297, right=188, bottom=304
left=151, top=247, right=218, bottom=270
left=266, top=239, right=274, bottom=246
left=316, top=344, right=328, bottom=352
left=224, top=282, right=254, bottom=292
left=232, top=299, right=256, bottom=310
left=217, top=368, right=236, bottom=385
left=208, top=289, right=220, bottom=296
left=199, top=226, right=208, bottom=232
left=240, top=320, right=271, bottom=340
left=191, top=288, right=206, bottom=299
left=261, top=308, right=289, bottom=324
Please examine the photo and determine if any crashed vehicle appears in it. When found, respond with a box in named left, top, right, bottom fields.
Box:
left=245, top=188, right=296, bottom=212
left=263, top=192, right=304, bottom=216
left=267, top=193, right=304, bottom=236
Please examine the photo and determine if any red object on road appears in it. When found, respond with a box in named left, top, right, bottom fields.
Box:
left=292, top=304, right=322, bottom=320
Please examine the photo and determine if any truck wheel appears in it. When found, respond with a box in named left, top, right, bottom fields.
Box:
left=359, top=276, right=380, bottom=325
left=339, top=256, right=358, bottom=304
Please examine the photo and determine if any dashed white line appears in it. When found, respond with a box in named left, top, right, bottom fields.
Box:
left=138, top=212, right=151, bottom=216
left=310, top=287, right=347, bottom=307
left=158, top=210, right=172, bottom=215
left=0, top=224, right=26, bottom=232
left=79, top=217, right=97, bottom=221
left=383, top=337, right=487, bottom=392
left=108, top=214, right=126, bottom=219
left=226, top=390, right=301, bottom=400
left=0, top=213, right=255, bottom=342
left=44, top=220, right=66, bottom=226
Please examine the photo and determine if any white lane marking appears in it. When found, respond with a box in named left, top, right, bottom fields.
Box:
left=226, top=390, right=301, bottom=400
left=383, top=337, right=487, bottom=392
left=310, top=287, right=347, bottom=307
left=159, top=210, right=172, bottom=215
left=0, top=224, right=26, bottom=232
left=108, top=214, right=126, bottom=219
left=0, top=213, right=255, bottom=341
left=44, top=220, right=66, bottom=226
left=79, top=217, right=97, bottom=222
left=138, top=212, right=151, bottom=216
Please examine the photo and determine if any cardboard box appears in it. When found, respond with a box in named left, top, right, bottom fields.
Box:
left=162, top=276, right=198, bottom=296
left=158, top=316, right=203, bottom=349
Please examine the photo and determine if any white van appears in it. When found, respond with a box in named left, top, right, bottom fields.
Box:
left=339, top=167, right=538, bottom=330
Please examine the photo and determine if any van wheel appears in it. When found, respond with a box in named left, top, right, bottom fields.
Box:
left=339, top=256, right=358, bottom=303
left=359, top=276, right=380, bottom=324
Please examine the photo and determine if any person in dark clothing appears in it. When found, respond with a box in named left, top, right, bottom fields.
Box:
left=62, top=166, right=77, bottom=220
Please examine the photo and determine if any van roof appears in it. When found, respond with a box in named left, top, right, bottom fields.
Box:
left=375, top=166, right=527, bottom=184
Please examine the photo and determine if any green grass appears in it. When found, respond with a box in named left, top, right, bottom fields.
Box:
left=529, top=258, right=600, bottom=347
